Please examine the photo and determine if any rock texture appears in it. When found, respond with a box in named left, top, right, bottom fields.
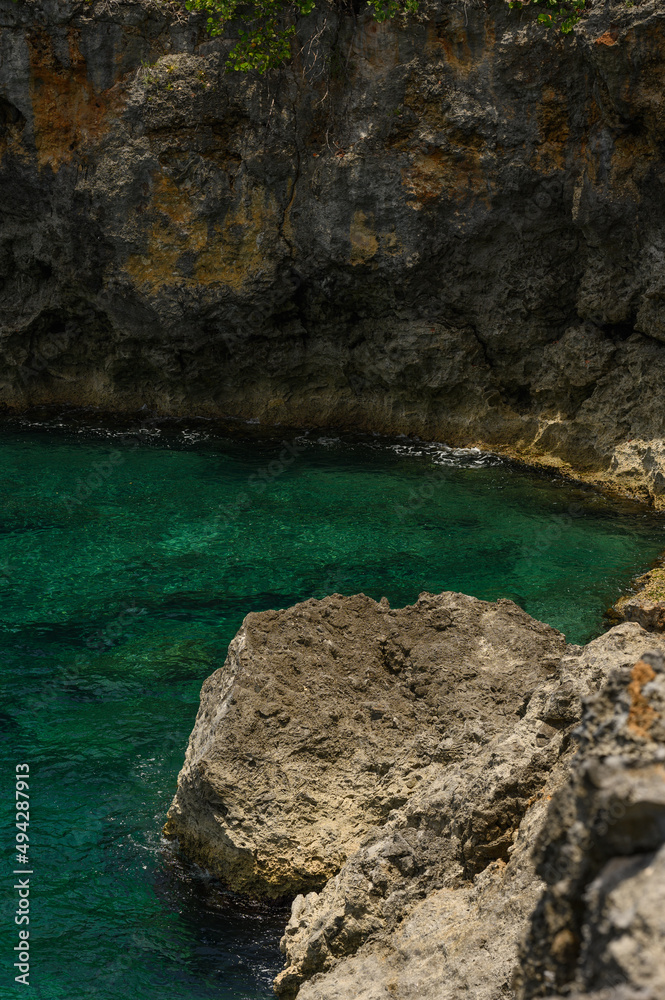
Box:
left=609, top=558, right=665, bottom=631
left=3, top=0, right=665, bottom=501
left=164, top=590, right=568, bottom=897
left=166, top=592, right=665, bottom=999
left=517, top=646, right=665, bottom=999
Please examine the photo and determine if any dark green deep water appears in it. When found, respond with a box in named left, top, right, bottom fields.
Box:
left=1, top=422, right=665, bottom=999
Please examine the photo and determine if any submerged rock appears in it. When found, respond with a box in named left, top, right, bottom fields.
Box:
left=168, top=594, right=665, bottom=999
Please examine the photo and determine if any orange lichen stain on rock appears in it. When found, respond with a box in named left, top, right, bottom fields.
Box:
left=348, top=213, right=405, bottom=266
left=197, top=189, right=277, bottom=290
left=425, top=19, right=474, bottom=72
left=627, top=659, right=659, bottom=739
left=424, top=13, right=494, bottom=71
left=610, top=133, right=657, bottom=198
left=380, top=230, right=404, bottom=258
left=401, top=147, right=489, bottom=209
left=534, top=87, right=570, bottom=172
left=595, top=28, right=620, bottom=46
left=526, top=791, right=553, bottom=809
left=124, top=173, right=206, bottom=292
left=124, top=173, right=277, bottom=294
left=27, top=27, right=117, bottom=171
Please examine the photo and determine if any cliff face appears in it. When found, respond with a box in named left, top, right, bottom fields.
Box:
left=2, top=0, right=665, bottom=501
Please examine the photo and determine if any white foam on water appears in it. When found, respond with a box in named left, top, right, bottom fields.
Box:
left=387, top=440, right=501, bottom=468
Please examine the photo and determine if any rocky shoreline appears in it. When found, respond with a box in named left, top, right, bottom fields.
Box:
left=609, top=558, right=665, bottom=633
left=166, top=591, right=665, bottom=999
left=3, top=0, right=665, bottom=987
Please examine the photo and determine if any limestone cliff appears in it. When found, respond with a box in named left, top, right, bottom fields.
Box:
left=2, top=0, right=665, bottom=502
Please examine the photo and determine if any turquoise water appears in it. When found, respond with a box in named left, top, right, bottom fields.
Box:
left=1, top=420, right=664, bottom=999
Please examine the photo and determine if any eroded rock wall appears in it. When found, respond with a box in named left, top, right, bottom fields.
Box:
left=517, top=646, right=665, bottom=999
left=2, top=0, right=665, bottom=500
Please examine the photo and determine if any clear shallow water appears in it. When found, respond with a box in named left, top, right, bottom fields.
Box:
left=1, top=422, right=665, bottom=999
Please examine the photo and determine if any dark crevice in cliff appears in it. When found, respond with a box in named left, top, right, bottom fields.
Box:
left=0, top=95, right=25, bottom=133
left=507, top=385, right=533, bottom=415
left=467, top=325, right=492, bottom=368
left=600, top=321, right=635, bottom=342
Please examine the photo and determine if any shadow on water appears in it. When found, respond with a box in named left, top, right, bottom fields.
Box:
left=155, top=845, right=290, bottom=971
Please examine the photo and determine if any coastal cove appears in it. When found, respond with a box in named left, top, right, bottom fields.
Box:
left=3, top=0, right=665, bottom=991
left=1, top=420, right=665, bottom=998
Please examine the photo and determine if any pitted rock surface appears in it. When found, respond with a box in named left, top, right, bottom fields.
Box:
left=164, top=590, right=568, bottom=898
left=517, top=637, right=665, bottom=999
left=278, top=622, right=665, bottom=1000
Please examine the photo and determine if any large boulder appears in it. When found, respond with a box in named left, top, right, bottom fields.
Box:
left=164, top=591, right=568, bottom=898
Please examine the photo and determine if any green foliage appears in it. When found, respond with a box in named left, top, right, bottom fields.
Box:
left=140, top=59, right=160, bottom=85
left=507, top=0, right=587, bottom=34
left=185, top=0, right=418, bottom=72
left=366, top=0, right=420, bottom=24
left=186, top=0, right=313, bottom=72
left=182, top=0, right=586, bottom=75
